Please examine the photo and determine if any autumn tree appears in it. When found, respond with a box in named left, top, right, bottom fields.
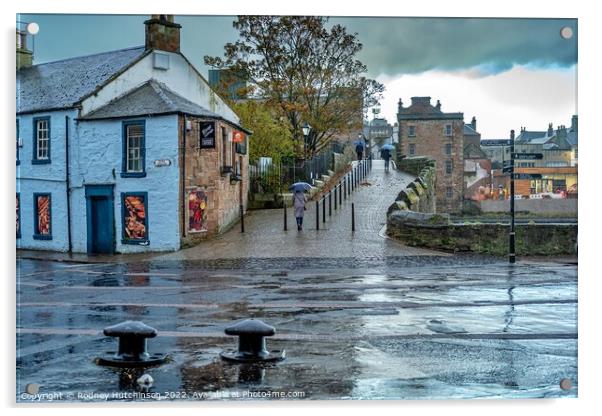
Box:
left=205, top=16, right=384, bottom=159
left=232, top=100, right=294, bottom=165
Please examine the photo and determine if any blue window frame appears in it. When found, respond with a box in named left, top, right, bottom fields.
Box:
left=121, top=192, right=149, bottom=245
left=33, top=193, right=52, bottom=240
left=121, top=120, right=146, bottom=178
left=32, top=116, right=51, bottom=164
left=16, top=119, right=20, bottom=165
left=16, top=193, right=21, bottom=238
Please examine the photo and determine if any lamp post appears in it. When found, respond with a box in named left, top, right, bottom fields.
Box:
left=302, top=122, right=311, bottom=160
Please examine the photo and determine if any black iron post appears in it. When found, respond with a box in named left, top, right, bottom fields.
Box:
left=283, top=200, right=287, bottom=231
left=351, top=203, right=355, bottom=232
left=352, top=169, right=355, bottom=191
left=329, top=192, right=332, bottom=216
left=509, top=129, right=516, bottom=264
left=334, top=186, right=338, bottom=210
left=315, top=200, right=319, bottom=230
left=344, top=177, right=347, bottom=200
left=322, top=196, right=326, bottom=223
left=339, top=182, right=342, bottom=205
left=240, top=204, right=245, bottom=233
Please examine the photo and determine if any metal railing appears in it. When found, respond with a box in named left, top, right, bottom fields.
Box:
left=250, top=143, right=348, bottom=194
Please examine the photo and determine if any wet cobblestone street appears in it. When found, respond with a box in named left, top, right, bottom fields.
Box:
left=16, top=161, right=578, bottom=401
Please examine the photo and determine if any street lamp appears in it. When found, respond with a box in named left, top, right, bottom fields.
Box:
left=302, top=122, right=311, bottom=159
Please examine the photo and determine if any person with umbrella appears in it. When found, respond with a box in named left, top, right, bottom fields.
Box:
left=380, top=143, right=394, bottom=171
left=289, top=182, right=312, bottom=231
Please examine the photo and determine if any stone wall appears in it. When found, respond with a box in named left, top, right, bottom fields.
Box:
left=387, top=157, right=436, bottom=215
left=179, top=115, right=249, bottom=246
left=387, top=211, right=577, bottom=256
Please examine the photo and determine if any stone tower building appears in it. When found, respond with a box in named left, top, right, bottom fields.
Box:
left=397, top=97, right=465, bottom=213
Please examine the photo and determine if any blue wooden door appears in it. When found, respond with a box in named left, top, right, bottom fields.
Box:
left=86, top=185, right=114, bottom=254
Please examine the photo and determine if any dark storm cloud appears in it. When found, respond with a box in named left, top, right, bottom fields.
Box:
left=21, top=15, right=576, bottom=79
left=331, top=17, right=577, bottom=76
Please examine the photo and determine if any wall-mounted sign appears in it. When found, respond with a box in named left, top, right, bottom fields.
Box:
left=154, top=159, right=171, bottom=167
left=199, top=121, right=216, bottom=149
left=232, top=130, right=245, bottom=143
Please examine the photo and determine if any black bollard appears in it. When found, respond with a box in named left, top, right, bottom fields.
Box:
left=96, top=321, right=167, bottom=368
left=240, top=204, right=245, bottom=233
left=220, top=319, right=285, bottom=363
left=316, top=200, right=319, bottom=230
left=283, top=201, right=287, bottom=231
left=339, top=183, right=342, bottom=205
left=352, top=202, right=355, bottom=232
left=329, top=192, right=332, bottom=216
left=322, top=196, right=326, bottom=223
left=334, top=187, right=338, bottom=210
left=344, top=178, right=347, bottom=200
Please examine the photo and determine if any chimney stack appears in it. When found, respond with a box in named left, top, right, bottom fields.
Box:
left=571, top=115, right=578, bottom=132
left=435, top=99, right=441, bottom=111
left=16, top=30, right=33, bottom=70
left=547, top=123, right=554, bottom=136
left=144, top=15, right=182, bottom=53
left=470, top=116, right=477, bottom=131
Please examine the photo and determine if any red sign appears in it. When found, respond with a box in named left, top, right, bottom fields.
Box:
left=232, top=130, right=245, bottom=143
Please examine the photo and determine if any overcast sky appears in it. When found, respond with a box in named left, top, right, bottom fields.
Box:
left=19, top=14, right=577, bottom=138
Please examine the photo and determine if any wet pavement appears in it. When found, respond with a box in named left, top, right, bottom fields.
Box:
left=16, top=257, right=577, bottom=401
left=155, top=160, right=440, bottom=261
left=16, top=160, right=578, bottom=401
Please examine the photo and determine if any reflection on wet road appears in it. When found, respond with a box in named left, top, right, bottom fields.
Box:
left=16, top=257, right=577, bottom=401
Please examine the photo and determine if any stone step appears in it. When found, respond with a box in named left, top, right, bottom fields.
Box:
left=314, top=180, right=325, bottom=188
left=321, top=175, right=331, bottom=183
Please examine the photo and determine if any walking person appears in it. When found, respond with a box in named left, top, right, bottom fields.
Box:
left=293, top=190, right=307, bottom=231
left=355, top=143, right=364, bottom=161
left=381, top=147, right=391, bottom=171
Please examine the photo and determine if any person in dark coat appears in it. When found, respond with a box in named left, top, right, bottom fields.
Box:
left=293, top=190, right=307, bottom=230
left=381, top=147, right=391, bottom=171
left=355, top=143, right=364, bottom=161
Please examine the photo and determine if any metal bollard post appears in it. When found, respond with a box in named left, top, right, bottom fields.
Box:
left=339, top=183, right=342, bottom=205
left=322, top=196, right=326, bottom=223
left=283, top=201, right=287, bottom=231
left=96, top=321, right=167, bottom=368
left=352, top=202, right=355, bottom=232
left=347, top=175, right=351, bottom=196
left=240, top=204, right=245, bottom=233
left=220, top=319, right=285, bottom=363
left=344, top=177, right=347, bottom=200
left=334, top=186, right=338, bottom=210
left=329, top=192, right=332, bottom=216
left=316, top=200, right=319, bottom=230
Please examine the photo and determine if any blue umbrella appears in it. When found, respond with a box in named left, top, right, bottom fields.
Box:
left=381, top=144, right=394, bottom=150
left=289, top=182, right=313, bottom=193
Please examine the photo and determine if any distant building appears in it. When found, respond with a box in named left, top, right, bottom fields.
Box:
left=16, top=15, right=250, bottom=254
left=483, top=117, right=578, bottom=199
left=208, top=68, right=248, bottom=100
left=397, top=97, right=465, bottom=213
left=364, top=117, right=394, bottom=158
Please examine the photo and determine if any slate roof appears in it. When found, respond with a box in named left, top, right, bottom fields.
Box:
left=566, top=130, right=578, bottom=147
left=81, top=79, right=222, bottom=120
left=17, top=46, right=148, bottom=114
left=463, top=124, right=480, bottom=136
left=515, top=131, right=547, bottom=142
